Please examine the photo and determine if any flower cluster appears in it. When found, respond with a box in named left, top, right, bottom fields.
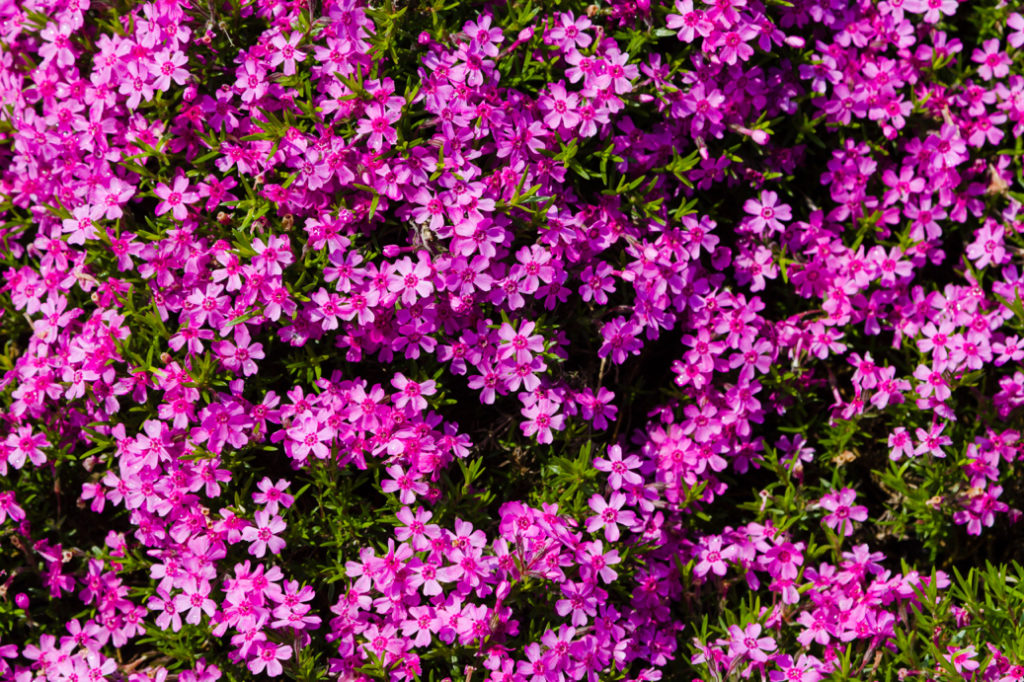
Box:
left=2, top=0, right=1024, bottom=680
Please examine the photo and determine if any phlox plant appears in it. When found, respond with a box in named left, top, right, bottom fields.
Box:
left=2, top=0, right=1024, bottom=681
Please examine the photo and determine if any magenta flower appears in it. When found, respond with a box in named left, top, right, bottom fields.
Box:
left=764, top=541, right=803, bottom=580
left=598, top=316, right=642, bottom=365
left=0, top=491, right=26, bottom=525
left=1009, top=12, right=1024, bottom=48
left=285, top=414, right=332, bottom=461
left=497, top=321, right=545, bottom=364
left=888, top=428, right=915, bottom=461
left=216, top=325, right=265, bottom=377
left=592, top=445, right=642, bottom=490
left=4, top=426, right=49, bottom=469
left=148, top=589, right=183, bottom=632
left=944, top=645, right=980, bottom=675
left=905, top=0, right=957, bottom=23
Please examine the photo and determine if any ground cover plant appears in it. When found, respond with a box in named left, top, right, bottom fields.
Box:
left=2, top=0, right=1024, bottom=679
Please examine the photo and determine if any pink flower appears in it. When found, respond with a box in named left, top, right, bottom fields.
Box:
left=154, top=176, right=199, bottom=221
left=585, top=491, right=637, bottom=542
left=548, top=11, right=592, bottom=49
left=888, top=428, right=915, bottom=461
left=1009, top=12, right=1024, bottom=49
left=540, top=81, right=580, bottom=130
left=285, top=415, right=332, bottom=461
left=945, top=645, right=980, bottom=675
left=0, top=491, right=26, bottom=525
left=818, top=488, right=869, bottom=537
left=150, top=50, right=190, bottom=91
left=666, top=0, right=714, bottom=43
left=388, top=253, right=435, bottom=305
left=592, top=445, right=642, bottom=490
left=253, top=478, right=294, bottom=515
left=391, top=373, right=437, bottom=412
left=39, top=21, right=76, bottom=68
left=497, top=320, right=545, bottom=364
left=174, top=578, right=217, bottom=625
left=694, top=535, right=733, bottom=578
left=905, top=0, right=958, bottom=23
left=972, top=39, right=1010, bottom=80
left=4, top=426, right=49, bottom=469
left=520, top=397, right=565, bottom=444
left=381, top=466, right=428, bottom=505
left=598, top=316, right=642, bottom=365
left=241, top=511, right=287, bottom=557
left=61, top=204, right=104, bottom=245
left=743, top=190, right=792, bottom=235
left=728, top=623, right=776, bottom=663
left=769, top=654, right=822, bottom=682
left=578, top=540, right=620, bottom=583
left=249, top=642, right=292, bottom=677
left=269, top=33, right=306, bottom=75
left=356, top=103, right=401, bottom=151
